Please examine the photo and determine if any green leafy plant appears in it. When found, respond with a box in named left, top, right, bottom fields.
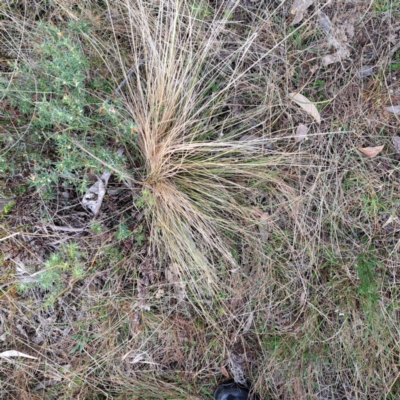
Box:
left=134, top=223, right=145, bottom=245
left=17, top=241, right=85, bottom=304
left=0, top=199, right=15, bottom=214
left=70, top=330, right=97, bottom=354
left=372, top=0, right=400, bottom=13
left=356, top=252, right=380, bottom=306
left=115, top=221, right=131, bottom=241
left=1, top=21, right=134, bottom=197
left=89, top=220, right=102, bottom=233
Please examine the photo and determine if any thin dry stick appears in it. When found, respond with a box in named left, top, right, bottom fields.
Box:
left=0, top=232, right=20, bottom=242
left=114, top=59, right=146, bottom=95
left=46, top=225, right=87, bottom=233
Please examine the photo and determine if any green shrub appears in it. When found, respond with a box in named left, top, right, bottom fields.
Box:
left=1, top=21, right=135, bottom=197
left=17, top=241, right=85, bottom=305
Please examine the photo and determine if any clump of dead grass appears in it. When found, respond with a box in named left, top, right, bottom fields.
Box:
left=100, top=0, right=299, bottom=305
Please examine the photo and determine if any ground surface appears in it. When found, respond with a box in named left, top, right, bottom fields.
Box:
left=1, top=1, right=400, bottom=399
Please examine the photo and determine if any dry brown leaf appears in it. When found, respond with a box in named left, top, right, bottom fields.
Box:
left=392, top=137, right=400, bottom=153
left=295, top=124, right=308, bottom=142
left=322, top=52, right=346, bottom=66
left=289, top=92, right=321, bottom=124
left=220, top=366, right=230, bottom=378
left=290, top=0, right=314, bottom=25
left=359, top=145, right=384, bottom=158
left=0, top=350, right=37, bottom=360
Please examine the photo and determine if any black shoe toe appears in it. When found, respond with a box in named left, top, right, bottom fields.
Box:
left=213, top=380, right=250, bottom=400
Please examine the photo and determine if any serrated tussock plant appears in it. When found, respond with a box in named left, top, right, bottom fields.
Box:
left=100, top=0, right=297, bottom=303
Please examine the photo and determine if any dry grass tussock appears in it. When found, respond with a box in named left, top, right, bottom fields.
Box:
left=1, top=0, right=400, bottom=399
left=99, top=0, right=302, bottom=301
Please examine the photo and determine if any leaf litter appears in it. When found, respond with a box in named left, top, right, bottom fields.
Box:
left=392, top=137, right=400, bottom=153
left=385, top=105, right=400, bottom=114
left=289, top=92, right=321, bottom=124
left=0, top=350, right=38, bottom=360
left=81, top=170, right=110, bottom=216
left=81, top=147, right=124, bottom=216
left=357, top=65, right=375, bottom=78
left=294, top=123, right=308, bottom=142
left=358, top=145, right=384, bottom=158
left=290, top=0, right=314, bottom=26
left=319, top=11, right=352, bottom=66
left=220, top=365, right=230, bottom=378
